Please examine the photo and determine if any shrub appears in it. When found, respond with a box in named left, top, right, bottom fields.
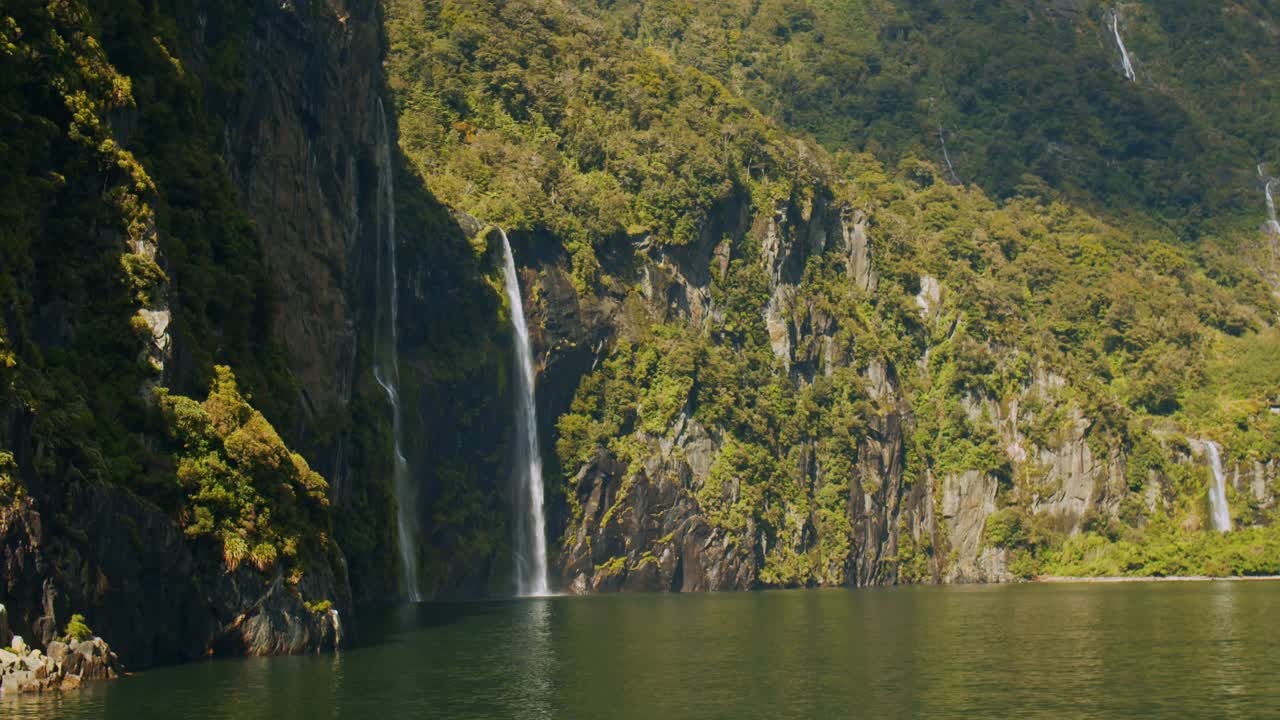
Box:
left=63, top=614, right=93, bottom=642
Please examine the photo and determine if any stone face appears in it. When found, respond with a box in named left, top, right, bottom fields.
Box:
left=45, top=641, right=68, bottom=666
left=549, top=197, right=926, bottom=592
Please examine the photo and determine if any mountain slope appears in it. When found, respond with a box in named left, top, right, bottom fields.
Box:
left=382, top=0, right=1280, bottom=589
left=577, top=0, right=1280, bottom=238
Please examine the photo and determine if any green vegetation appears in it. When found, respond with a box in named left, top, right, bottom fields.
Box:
left=0, top=0, right=350, bottom=605
left=3, top=0, right=1278, bottom=603
left=156, top=367, right=333, bottom=576
left=1043, top=524, right=1280, bottom=578
left=377, top=0, right=1280, bottom=584
left=581, top=0, right=1280, bottom=232
left=384, top=0, right=830, bottom=290
left=62, top=614, right=93, bottom=643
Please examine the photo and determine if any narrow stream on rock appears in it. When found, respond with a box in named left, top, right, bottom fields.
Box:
left=1110, top=9, right=1137, bottom=83
left=501, top=230, right=551, bottom=597
left=1259, top=164, right=1280, bottom=236
left=1205, top=441, right=1232, bottom=533
left=372, top=98, right=422, bottom=602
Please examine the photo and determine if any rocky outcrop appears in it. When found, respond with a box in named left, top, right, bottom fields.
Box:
left=0, top=480, right=341, bottom=670
left=559, top=420, right=756, bottom=593
left=0, top=635, right=119, bottom=696
left=543, top=194, right=938, bottom=592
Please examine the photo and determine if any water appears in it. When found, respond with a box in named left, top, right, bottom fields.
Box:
left=13, top=583, right=1280, bottom=719
left=1110, top=9, right=1137, bottom=83
left=500, top=230, right=550, bottom=596
left=1259, top=164, right=1280, bottom=235
left=938, top=125, right=960, bottom=184
left=1205, top=441, right=1233, bottom=533
left=371, top=98, right=422, bottom=602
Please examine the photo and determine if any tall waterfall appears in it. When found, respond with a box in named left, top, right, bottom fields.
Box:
left=372, top=99, right=423, bottom=602
left=1110, top=9, right=1137, bottom=83
left=1259, top=164, right=1280, bottom=235
left=1204, top=441, right=1232, bottom=533
left=500, top=230, right=551, bottom=597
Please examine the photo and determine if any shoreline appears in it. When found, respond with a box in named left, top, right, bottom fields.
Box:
left=1034, top=575, right=1280, bottom=584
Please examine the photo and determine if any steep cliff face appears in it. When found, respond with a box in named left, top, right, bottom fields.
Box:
left=0, top=0, right=512, bottom=668
left=530, top=176, right=1279, bottom=592
left=531, top=194, right=943, bottom=592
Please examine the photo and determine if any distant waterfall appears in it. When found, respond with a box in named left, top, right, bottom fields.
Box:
left=1204, top=441, right=1232, bottom=533
left=500, top=230, right=551, bottom=597
left=1259, top=164, right=1280, bottom=235
left=938, top=125, right=961, bottom=184
left=1110, top=9, right=1137, bottom=83
left=373, top=98, right=423, bottom=602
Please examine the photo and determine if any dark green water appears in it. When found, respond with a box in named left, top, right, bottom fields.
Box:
left=8, top=581, right=1280, bottom=719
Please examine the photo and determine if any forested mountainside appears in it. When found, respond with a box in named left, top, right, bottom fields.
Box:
left=580, top=0, right=1280, bottom=233
left=2, top=0, right=1279, bottom=669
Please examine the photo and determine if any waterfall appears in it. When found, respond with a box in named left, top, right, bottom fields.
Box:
left=938, top=125, right=960, bottom=184
left=372, top=98, right=423, bottom=602
left=1110, top=9, right=1137, bottom=83
left=500, top=230, right=551, bottom=597
left=1204, top=441, right=1232, bottom=533
left=1259, top=164, right=1280, bottom=235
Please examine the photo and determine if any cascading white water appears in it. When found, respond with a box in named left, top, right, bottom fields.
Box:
left=1110, top=9, right=1137, bottom=83
left=938, top=125, right=960, bottom=184
left=1204, top=441, right=1232, bottom=533
left=1258, top=164, right=1280, bottom=235
left=372, top=98, right=423, bottom=602
left=500, top=230, right=551, bottom=597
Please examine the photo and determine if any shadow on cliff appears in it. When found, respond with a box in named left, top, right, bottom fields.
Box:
left=341, top=46, right=515, bottom=608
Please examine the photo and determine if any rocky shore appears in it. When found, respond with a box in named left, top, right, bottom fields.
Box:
left=0, top=604, right=121, bottom=697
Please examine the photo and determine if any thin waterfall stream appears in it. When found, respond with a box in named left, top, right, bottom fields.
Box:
left=1259, top=164, right=1280, bottom=235
left=1110, top=9, right=1137, bottom=83
left=500, top=230, right=551, bottom=597
left=373, top=98, right=423, bottom=602
left=1204, top=441, right=1232, bottom=533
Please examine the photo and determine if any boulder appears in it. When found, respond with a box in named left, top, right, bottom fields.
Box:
left=0, top=648, right=18, bottom=671
left=2, top=669, right=34, bottom=695
left=46, top=640, right=69, bottom=666
left=64, top=637, right=119, bottom=680
left=10, top=635, right=27, bottom=654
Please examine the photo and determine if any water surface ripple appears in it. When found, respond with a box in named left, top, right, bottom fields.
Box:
left=9, top=582, right=1280, bottom=719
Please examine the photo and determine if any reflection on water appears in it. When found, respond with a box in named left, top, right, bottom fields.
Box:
left=6, top=582, right=1280, bottom=719
left=513, top=598, right=555, bottom=720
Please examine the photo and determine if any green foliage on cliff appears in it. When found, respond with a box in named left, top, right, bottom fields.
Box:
left=1, top=0, right=163, bottom=495
left=384, top=0, right=830, bottom=290
left=580, top=0, right=1280, bottom=231
left=0, top=0, right=290, bottom=489
left=62, top=613, right=93, bottom=643
left=157, top=367, right=332, bottom=576
left=391, top=0, right=1277, bottom=586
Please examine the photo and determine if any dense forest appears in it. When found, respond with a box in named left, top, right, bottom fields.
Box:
left=1, top=0, right=1278, bottom=669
